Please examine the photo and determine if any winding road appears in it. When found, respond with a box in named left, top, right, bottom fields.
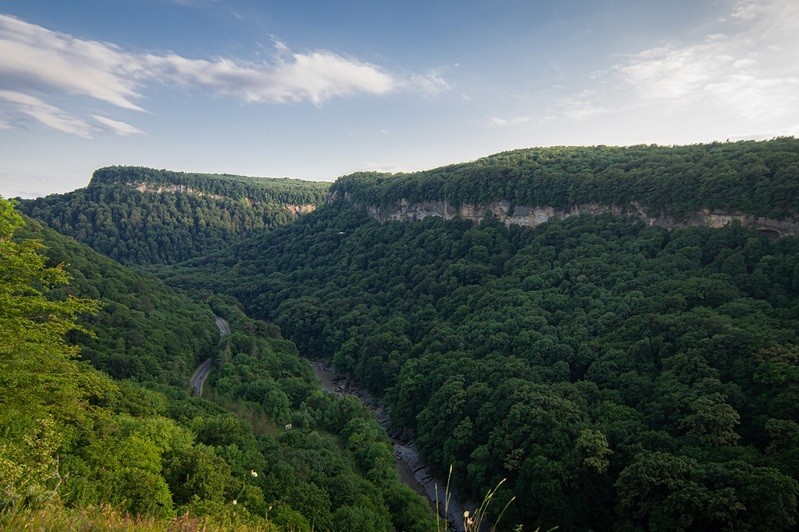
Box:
left=190, top=316, right=230, bottom=396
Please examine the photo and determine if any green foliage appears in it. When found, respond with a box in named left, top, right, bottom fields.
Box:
left=18, top=166, right=330, bottom=265
left=332, top=138, right=799, bottom=219
left=17, top=217, right=219, bottom=384
left=3, top=198, right=432, bottom=530
left=0, top=198, right=102, bottom=507
left=13, top=139, right=799, bottom=528
left=160, top=195, right=799, bottom=528
left=205, top=298, right=435, bottom=531
left=1, top=199, right=273, bottom=525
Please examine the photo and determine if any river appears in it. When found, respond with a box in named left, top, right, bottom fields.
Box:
left=309, top=359, right=471, bottom=531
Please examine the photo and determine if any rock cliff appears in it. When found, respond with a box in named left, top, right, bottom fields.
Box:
left=357, top=198, right=799, bottom=237
left=132, top=182, right=317, bottom=215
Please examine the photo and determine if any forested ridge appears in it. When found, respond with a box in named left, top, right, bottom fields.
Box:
left=161, top=152, right=799, bottom=528
left=7, top=139, right=799, bottom=530
left=20, top=217, right=218, bottom=384
left=17, top=166, right=331, bottom=265
left=333, top=138, right=799, bottom=220
left=1, top=199, right=433, bottom=531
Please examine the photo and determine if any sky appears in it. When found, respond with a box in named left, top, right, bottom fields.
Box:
left=1, top=0, right=797, bottom=199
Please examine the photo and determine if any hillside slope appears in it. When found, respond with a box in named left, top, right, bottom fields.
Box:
left=333, top=138, right=799, bottom=236
left=159, top=140, right=799, bottom=528
left=19, top=217, right=219, bottom=384
left=3, top=199, right=434, bottom=530
left=18, top=166, right=330, bottom=265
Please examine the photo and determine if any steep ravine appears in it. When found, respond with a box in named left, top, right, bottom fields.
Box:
left=310, top=359, right=472, bottom=531
left=351, top=197, right=799, bottom=237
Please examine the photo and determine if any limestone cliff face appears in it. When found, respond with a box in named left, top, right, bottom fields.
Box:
left=131, top=182, right=316, bottom=216
left=284, top=203, right=317, bottom=216
left=359, top=198, right=799, bottom=237
left=133, top=182, right=226, bottom=201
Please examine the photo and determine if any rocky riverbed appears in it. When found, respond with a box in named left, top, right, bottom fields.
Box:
left=309, top=359, right=472, bottom=531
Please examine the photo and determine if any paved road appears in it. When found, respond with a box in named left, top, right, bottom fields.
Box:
left=190, top=358, right=213, bottom=396
left=215, top=316, right=231, bottom=336
left=190, top=316, right=231, bottom=396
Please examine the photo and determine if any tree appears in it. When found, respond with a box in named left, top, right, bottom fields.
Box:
left=0, top=198, right=101, bottom=506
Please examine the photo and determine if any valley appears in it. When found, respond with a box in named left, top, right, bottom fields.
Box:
left=4, top=138, right=799, bottom=530
left=310, top=359, right=472, bottom=531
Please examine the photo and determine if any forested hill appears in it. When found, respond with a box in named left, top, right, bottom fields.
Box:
left=161, top=195, right=799, bottom=529
left=332, top=138, right=799, bottom=233
left=88, top=166, right=329, bottom=205
left=3, top=199, right=434, bottom=530
left=17, top=166, right=331, bottom=265
left=19, top=216, right=219, bottom=384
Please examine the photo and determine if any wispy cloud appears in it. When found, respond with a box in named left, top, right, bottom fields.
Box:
left=0, top=15, right=145, bottom=111
left=491, top=115, right=533, bottom=127
left=93, top=115, right=145, bottom=136
left=0, top=90, right=95, bottom=138
left=142, top=50, right=395, bottom=105
left=404, top=69, right=451, bottom=97
left=0, top=13, right=450, bottom=137
left=362, top=161, right=409, bottom=173
left=559, top=0, right=799, bottom=128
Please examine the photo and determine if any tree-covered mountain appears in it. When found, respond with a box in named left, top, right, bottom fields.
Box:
left=333, top=138, right=799, bottom=222
left=19, top=216, right=219, bottom=384
left=8, top=138, right=799, bottom=530
left=159, top=140, right=799, bottom=529
left=1, top=198, right=433, bottom=531
left=17, top=166, right=331, bottom=265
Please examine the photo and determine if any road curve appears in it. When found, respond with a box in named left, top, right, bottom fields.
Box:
left=190, top=316, right=231, bottom=396
left=215, top=316, right=231, bottom=336
left=190, top=358, right=213, bottom=396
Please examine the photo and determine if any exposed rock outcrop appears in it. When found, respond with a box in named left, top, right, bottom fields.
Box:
left=132, top=182, right=226, bottom=201
left=285, top=203, right=317, bottom=215
left=360, top=198, right=799, bottom=237
left=131, top=182, right=317, bottom=216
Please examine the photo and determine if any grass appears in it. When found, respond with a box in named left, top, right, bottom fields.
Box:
left=461, top=478, right=516, bottom=532
left=435, top=465, right=521, bottom=532
left=0, top=503, right=278, bottom=532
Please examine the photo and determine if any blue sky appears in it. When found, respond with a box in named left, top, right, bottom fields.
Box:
left=1, top=0, right=798, bottom=198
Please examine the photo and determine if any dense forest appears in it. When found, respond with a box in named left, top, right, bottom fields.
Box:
left=17, top=166, right=331, bottom=265
left=333, top=138, right=799, bottom=219
left=19, top=218, right=219, bottom=384
left=8, top=138, right=799, bottom=530
left=160, top=140, right=799, bottom=529
left=166, top=206, right=799, bottom=529
left=1, top=198, right=433, bottom=531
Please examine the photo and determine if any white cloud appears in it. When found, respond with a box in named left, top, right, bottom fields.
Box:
left=615, top=0, right=799, bottom=120
left=362, top=161, right=409, bottom=173
left=491, top=115, right=533, bottom=127
left=93, top=115, right=145, bottom=136
left=0, top=15, right=146, bottom=111
left=0, top=13, right=449, bottom=137
left=404, top=69, right=452, bottom=97
left=546, top=0, right=799, bottom=145
left=0, top=90, right=95, bottom=138
left=729, top=0, right=768, bottom=20
left=143, top=50, right=397, bottom=105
